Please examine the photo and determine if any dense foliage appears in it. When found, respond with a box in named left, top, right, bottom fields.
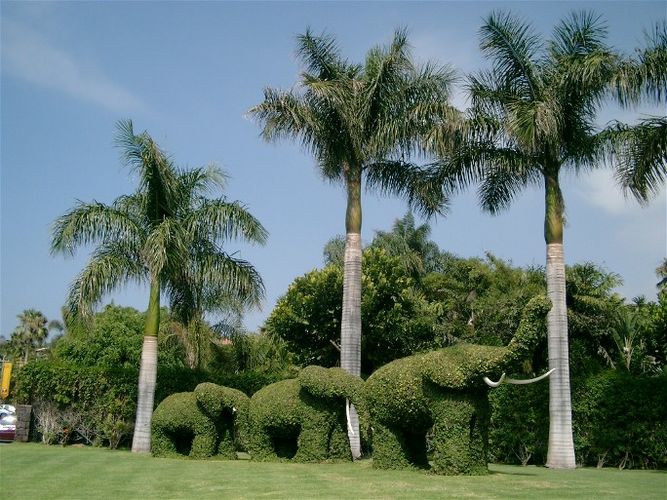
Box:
left=246, top=366, right=365, bottom=462
left=489, top=370, right=667, bottom=469
left=265, top=248, right=440, bottom=373
left=12, top=360, right=284, bottom=449
left=364, top=297, right=550, bottom=475
left=151, top=382, right=249, bottom=459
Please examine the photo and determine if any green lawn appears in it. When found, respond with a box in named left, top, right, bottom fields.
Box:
left=1, top=443, right=665, bottom=499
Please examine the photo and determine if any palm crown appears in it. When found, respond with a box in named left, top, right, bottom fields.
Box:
left=52, top=120, right=267, bottom=321
left=250, top=28, right=456, bottom=219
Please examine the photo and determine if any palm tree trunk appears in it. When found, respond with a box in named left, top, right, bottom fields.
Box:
left=341, top=172, right=362, bottom=459
left=131, top=279, right=161, bottom=453
left=544, top=173, right=576, bottom=469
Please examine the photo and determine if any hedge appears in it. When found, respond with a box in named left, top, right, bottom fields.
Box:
left=364, top=296, right=550, bottom=475
left=12, top=360, right=285, bottom=448
left=489, top=370, right=667, bottom=469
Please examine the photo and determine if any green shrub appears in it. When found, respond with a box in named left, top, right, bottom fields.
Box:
left=12, top=360, right=286, bottom=449
left=151, top=383, right=250, bottom=459
left=489, top=370, right=667, bottom=469
left=247, top=367, right=364, bottom=462
left=573, top=371, right=667, bottom=469
left=151, top=392, right=217, bottom=458
left=365, top=296, right=550, bottom=475
left=194, top=383, right=250, bottom=457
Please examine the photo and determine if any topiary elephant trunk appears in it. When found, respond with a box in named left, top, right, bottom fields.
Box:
left=365, top=296, right=552, bottom=475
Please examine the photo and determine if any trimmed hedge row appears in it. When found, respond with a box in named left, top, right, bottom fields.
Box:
left=489, top=370, right=667, bottom=469
left=12, top=361, right=285, bottom=448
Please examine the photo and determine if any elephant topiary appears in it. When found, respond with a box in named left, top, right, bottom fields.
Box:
left=247, top=365, right=365, bottom=462
left=151, top=382, right=249, bottom=459
left=365, top=296, right=552, bottom=475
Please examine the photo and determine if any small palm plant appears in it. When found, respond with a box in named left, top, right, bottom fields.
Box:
left=52, top=120, right=267, bottom=453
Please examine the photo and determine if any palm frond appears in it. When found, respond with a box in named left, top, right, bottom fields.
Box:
left=194, top=252, right=265, bottom=308
left=187, top=199, right=269, bottom=246
left=478, top=161, right=541, bottom=214
left=115, top=119, right=179, bottom=222
left=51, top=201, right=144, bottom=255
left=480, top=11, right=541, bottom=100
left=549, top=11, right=608, bottom=58
left=600, top=116, right=667, bottom=202
left=65, top=242, right=146, bottom=319
left=296, top=29, right=346, bottom=80
left=365, top=160, right=449, bottom=217
left=142, top=218, right=187, bottom=278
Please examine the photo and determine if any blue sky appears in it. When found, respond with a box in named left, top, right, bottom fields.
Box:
left=1, top=1, right=665, bottom=337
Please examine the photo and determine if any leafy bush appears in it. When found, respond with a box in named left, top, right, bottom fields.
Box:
left=12, top=360, right=287, bottom=448
left=247, top=366, right=364, bottom=462
left=151, top=383, right=249, bottom=459
left=573, top=370, right=667, bottom=469
left=489, top=370, right=667, bottom=469
left=265, top=249, right=443, bottom=374
left=365, top=297, right=550, bottom=475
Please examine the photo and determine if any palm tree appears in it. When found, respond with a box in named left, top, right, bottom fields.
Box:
left=436, top=11, right=628, bottom=469
left=52, top=120, right=267, bottom=453
left=249, top=29, right=455, bottom=458
left=372, top=212, right=442, bottom=279
left=7, top=309, right=58, bottom=363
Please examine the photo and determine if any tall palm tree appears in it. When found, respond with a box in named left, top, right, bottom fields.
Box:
left=249, top=29, right=455, bottom=458
left=436, top=11, right=627, bottom=469
left=52, top=120, right=267, bottom=453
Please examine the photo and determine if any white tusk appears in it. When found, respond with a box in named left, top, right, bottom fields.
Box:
left=505, top=368, right=555, bottom=385
left=483, top=373, right=506, bottom=387
left=346, top=400, right=354, bottom=436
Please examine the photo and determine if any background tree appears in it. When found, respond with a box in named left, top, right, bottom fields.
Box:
left=51, top=120, right=266, bottom=453
left=265, top=248, right=441, bottom=374
left=1, top=310, right=61, bottom=364
left=250, top=29, right=455, bottom=457
left=372, top=212, right=442, bottom=279
left=53, top=304, right=185, bottom=369
left=437, top=11, right=630, bottom=468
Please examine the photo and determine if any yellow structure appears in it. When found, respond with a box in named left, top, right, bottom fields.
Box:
left=1, top=362, right=12, bottom=399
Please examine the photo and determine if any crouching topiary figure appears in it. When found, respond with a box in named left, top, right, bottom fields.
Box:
left=247, top=366, right=365, bottom=462
left=365, top=296, right=552, bottom=475
left=151, top=382, right=249, bottom=459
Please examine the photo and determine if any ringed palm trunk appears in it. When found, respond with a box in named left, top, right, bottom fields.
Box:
left=341, top=171, right=362, bottom=459
left=131, top=278, right=160, bottom=453
left=544, top=172, right=576, bottom=469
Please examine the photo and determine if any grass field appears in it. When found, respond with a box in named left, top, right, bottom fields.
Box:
left=1, top=443, right=665, bottom=499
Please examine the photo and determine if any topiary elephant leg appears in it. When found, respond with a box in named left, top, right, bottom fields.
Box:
left=190, top=420, right=218, bottom=459
left=151, top=421, right=178, bottom=457
left=371, top=421, right=417, bottom=470
left=247, top=423, right=278, bottom=461
left=328, top=420, right=352, bottom=460
left=294, top=415, right=331, bottom=462
left=216, top=421, right=237, bottom=459
left=430, top=394, right=490, bottom=475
